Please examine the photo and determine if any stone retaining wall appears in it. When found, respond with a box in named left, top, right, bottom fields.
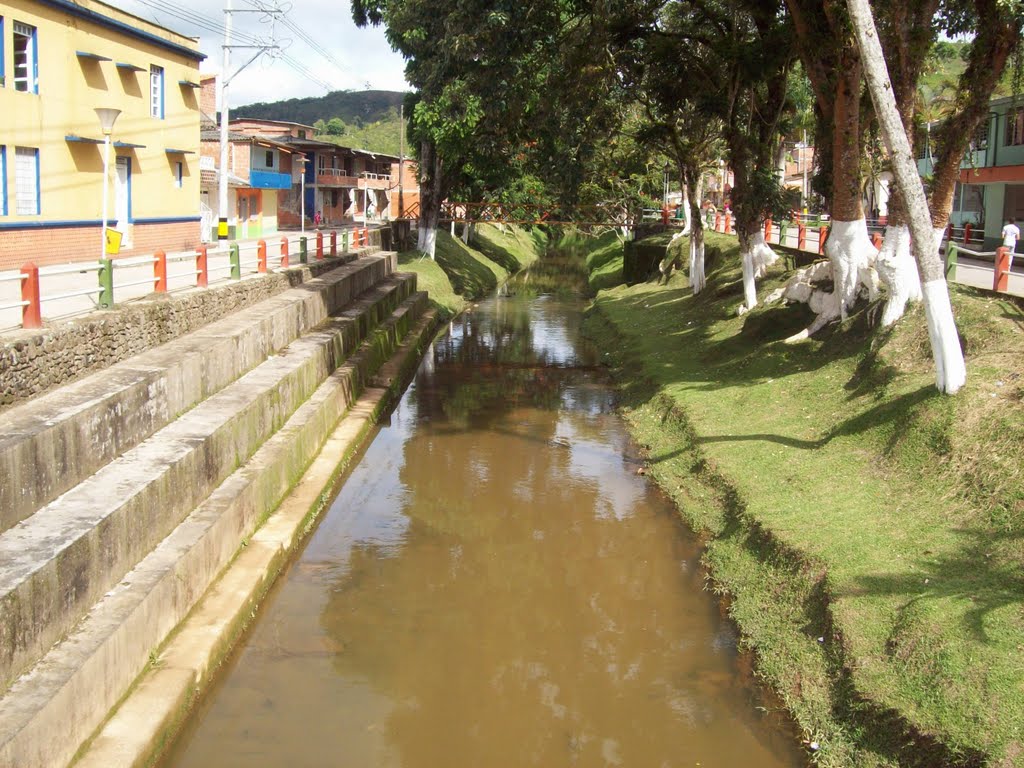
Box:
left=0, top=254, right=369, bottom=411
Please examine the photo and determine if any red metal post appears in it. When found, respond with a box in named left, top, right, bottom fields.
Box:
left=258, top=239, right=268, bottom=273
left=994, top=246, right=1011, bottom=292
left=764, top=219, right=772, bottom=241
left=316, top=230, right=323, bottom=259
left=196, top=246, right=208, bottom=288
left=154, top=250, right=167, bottom=293
left=280, top=237, right=289, bottom=269
left=661, top=206, right=670, bottom=226
left=330, top=230, right=337, bottom=256
left=724, top=213, right=732, bottom=234
left=818, top=226, right=829, bottom=255
left=714, top=212, right=721, bottom=232
left=963, top=222, right=972, bottom=245
left=362, top=227, right=369, bottom=247
left=871, top=232, right=883, bottom=250
left=797, top=224, right=807, bottom=251
left=21, top=263, right=41, bottom=329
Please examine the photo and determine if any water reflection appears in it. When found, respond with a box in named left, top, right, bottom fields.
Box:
left=162, top=294, right=803, bottom=768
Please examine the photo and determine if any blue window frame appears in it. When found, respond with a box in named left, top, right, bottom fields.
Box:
left=1, top=17, right=6, bottom=88
left=1, top=146, right=7, bottom=215
left=13, top=21, right=38, bottom=94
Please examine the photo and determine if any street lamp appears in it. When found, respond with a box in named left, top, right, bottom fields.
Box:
left=95, top=107, right=121, bottom=262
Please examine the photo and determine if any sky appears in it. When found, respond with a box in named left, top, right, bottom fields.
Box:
left=119, top=0, right=411, bottom=107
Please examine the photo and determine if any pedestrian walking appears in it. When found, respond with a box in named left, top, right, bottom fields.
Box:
left=1001, top=216, right=1020, bottom=253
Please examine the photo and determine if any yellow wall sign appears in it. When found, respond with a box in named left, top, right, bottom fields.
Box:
left=105, top=228, right=123, bottom=255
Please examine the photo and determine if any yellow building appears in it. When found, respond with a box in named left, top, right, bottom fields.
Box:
left=0, top=0, right=204, bottom=270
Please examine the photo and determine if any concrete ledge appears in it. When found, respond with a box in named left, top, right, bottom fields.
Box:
left=0, top=245, right=386, bottom=412
left=0, top=275, right=417, bottom=691
left=0, top=253, right=399, bottom=535
left=0, top=303, right=438, bottom=768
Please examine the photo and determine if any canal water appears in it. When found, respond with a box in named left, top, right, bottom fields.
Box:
left=161, top=288, right=804, bottom=768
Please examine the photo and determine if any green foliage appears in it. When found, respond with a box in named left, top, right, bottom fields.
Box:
left=235, top=89, right=406, bottom=128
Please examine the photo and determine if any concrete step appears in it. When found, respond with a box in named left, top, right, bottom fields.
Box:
left=0, top=293, right=437, bottom=768
left=0, top=273, right=417, bottom=692
left=0, top=252, right=397, bottom=537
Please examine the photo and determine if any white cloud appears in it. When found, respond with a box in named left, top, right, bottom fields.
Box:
left=121, top=0, right=410, bottom=106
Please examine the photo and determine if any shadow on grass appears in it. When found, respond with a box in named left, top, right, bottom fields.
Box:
left=845, top=526, right=1024, bottom=645
left=434, top=232, right=500, bottom=300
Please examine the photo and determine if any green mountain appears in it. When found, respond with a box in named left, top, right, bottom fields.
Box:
left=235, top=89, right=410, bottom=156
left=235, top=89, right=407, bottom=126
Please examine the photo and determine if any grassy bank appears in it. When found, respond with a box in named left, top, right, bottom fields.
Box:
left=580, top=229, right=1024, bottom=767
left=396, top=224, right=546, bottom=318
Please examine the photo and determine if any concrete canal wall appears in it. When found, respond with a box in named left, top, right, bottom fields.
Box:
left=0, top=244, right=440, bottom=768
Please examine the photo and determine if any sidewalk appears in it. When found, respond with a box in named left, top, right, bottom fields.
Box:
left=0, top=227, right=373, bottom=333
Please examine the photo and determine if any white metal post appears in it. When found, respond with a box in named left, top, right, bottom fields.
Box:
left=300, top=157, right=306, bottom=234
left=101, top=134, right=111, bottom=261
left=218, top=0, right=232, bottom=241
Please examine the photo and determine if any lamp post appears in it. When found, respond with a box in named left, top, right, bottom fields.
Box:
left=95, top=108, right=122, bottom=262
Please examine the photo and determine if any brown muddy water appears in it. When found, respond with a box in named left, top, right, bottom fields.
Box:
left=161, top=292, right=804, bottom=768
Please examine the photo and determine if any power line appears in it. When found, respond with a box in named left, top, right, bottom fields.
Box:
left=131, top=0, right=338, bottom=92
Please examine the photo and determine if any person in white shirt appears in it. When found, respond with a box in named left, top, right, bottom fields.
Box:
left=1002, top=217, right=1020, bottom=252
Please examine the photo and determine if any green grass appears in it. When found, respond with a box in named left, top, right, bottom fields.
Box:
left=397, top=251, right=466, bottom=319
left=583, top=230, right=1024, bottom=767
left=397, top=225, right=548, bottom=319
left=470, top=224, right=547, bottom=273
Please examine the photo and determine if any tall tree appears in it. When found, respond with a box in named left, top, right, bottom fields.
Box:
left=848, top=0, right=966, bottom=394
left=786, top=0, right=878, bottom=331
left=352, top=1, right=565, bottom=257
left=929, top=0, right=1024, bottom=229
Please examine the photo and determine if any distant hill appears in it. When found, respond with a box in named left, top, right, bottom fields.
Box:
left=235, top=89, right=408, bottom=126
left=235, top=89, right=409, bottom=156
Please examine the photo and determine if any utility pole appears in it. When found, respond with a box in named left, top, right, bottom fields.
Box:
left=218, top=0, right=232, bottom=241
left=217, top=0, right=279, bottom=242
left=398, top=103, right=405, bottom=218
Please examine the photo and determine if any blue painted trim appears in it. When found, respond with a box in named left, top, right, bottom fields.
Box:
left=178, top=79, right=200, bottom=88
left=0, top=216, right=200, bottom=230
left=164, top=148, right=196, bottom=154
left=31, top=25, right=38, bottom=94
left=32, top=0, right=205, bottom=62
left=66, top=134, right=104, bottom=144
left=76, top=50, right=111, bottom=61
left=132, top=216, right=201, bottom=224
left=114, top=141, right=146, bottom=149
left=116, top=62, right=145, bottom=72
left=1, top=146, right=7, bottom=217
left=0, top=17, right=5, bottom=87
left=160, top=67, right=165, bottom=119
left=33, top=147, right=40, bottom=215
left=250, top=170, right=291, bottom=190
left=126, top=156, right=132, bottom=223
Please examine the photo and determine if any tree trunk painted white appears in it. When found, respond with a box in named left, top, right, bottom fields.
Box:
left=420, top=227, right=437, bottom=260
left=689, top=227, right=706, bottom=295
left=848, top=0, right=966, bottom=393
left=824, top=218, right=877, bottom=320
left=680, top=185, right=692, bottom=236
left=875, top=224, right=927, bottom=326
left=749, top=230, right=779, bottom=278
left=737, top=230, right=780, bottom=314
